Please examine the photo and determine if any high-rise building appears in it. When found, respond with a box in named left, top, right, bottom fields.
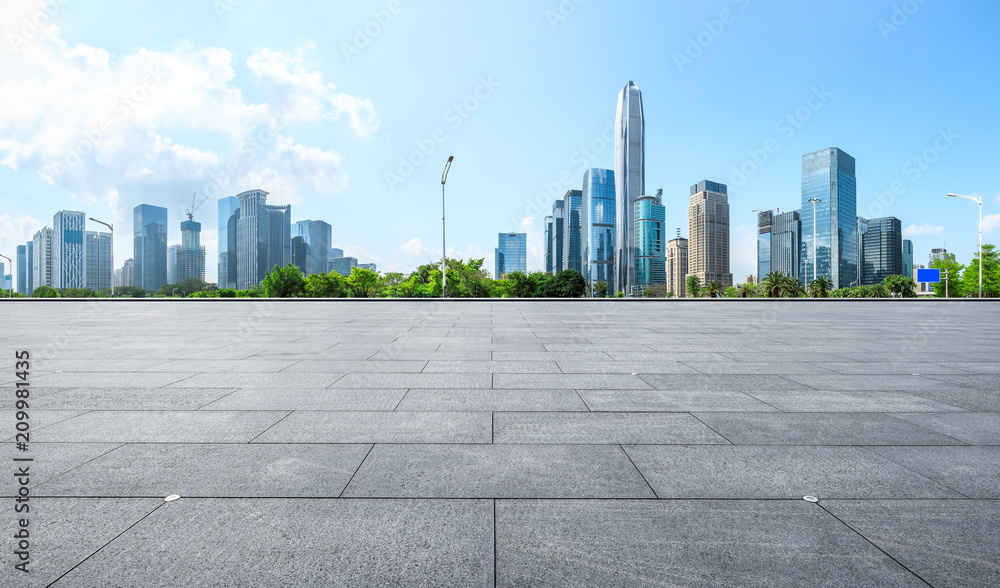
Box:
left=266, top=204, right=291, bottom=271
left=800, top=147, right=857, bottom=288
left=133, top=204, right=168, bottom=291
left=859, top=216, right=903, bottom=285
left=544, top=216, right=554, bottom=274
left=235, top=190, right=270, bottom=289
left=32, top=227, right=53, bottom=291
left=551, top=199, right=565, bottom=274
left=330, top=248, right=344, bottom=259
left=562, top=190, right=583, bottom=273
left=167, top=245, right=179, bottom=285
left=0, top=264, right=8, bottom=293
left=115, top=258, right=135, bottom=288
left=175, top=220, right=206, bottom=283
left=929, top=248, right=954, bottom=266
left=85, top=231, right=113, bottom=291
left=292, top=236, right=309, bottom=275
left=756, top=210, right=773, bottom=280
left=16, top=245, right=27, bottom=296
left=688, top=181, right=732, bottom=288
left=770, top=210, right=801, bottom=280
left=581, top=168, right=615, bottom=286
left=359, top=263, right=377, bottom=272
left=614, top=81, right=644, bottom=294
left=902, top=239, right=913, bottom=284
left=329, top=256, right=358, bottom=277
left=218, top=196, right=240, bottom=289
left=634, top=190, right=665, bottom=290
left=291, top=220, right=333, bottom=276
left=52, top=210, right=87, bottom=290
left=495, top=232, right=527, bottom=279
left=666, top=234, right=688, bottom=298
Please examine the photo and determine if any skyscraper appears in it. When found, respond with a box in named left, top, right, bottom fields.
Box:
left=800, top=147, right=857, bottom=288
left=551, top=199, right=565, bottom=274
left=235, top=190, right=270, bottom=289
left=167, top=245, right=179, bottom=285
left=930, top=248, right=954, bottom=266
left=634, top=190, right=665, bottom=290
left=175, top=220, right=206, bottom=283
left=115, top=258, right=135, bottom=288
left=218, top=196, right=240, bottom=289
left=756, top=211, right=773, bottom=280
left=85, top=231, right=113, bottom=291
left=52, top=210, right=87, bottom=289
left=581, top=168, right=615, bottom=286
left=614, top=81, right=644, bottom=294
left=292, top=236, right=309, bottom=275
left=329, top=256, right=358, bottom=277
left=291, top=220, right=333, bottom=276
left=32, top=227, right=53, bottom=291
left=562, top=190, right=583, bottom=273
left=133, top=204, right=168, bottom=291
left=666, top=234, right=688, bottom=298
left=903, top=239, right=913, bottom=285
left=859, top=216, right=902, bottom=285
left=544, top=216, right=554, bottom=274
left=266, top=204, right=292, bottom=271
left=771, top=210, right=801, bottom=280
left=16, top=245, right=27, bottom=296
left=495, top=232, right=527, bottom=279
left=688, top=181, right=732, bottom=288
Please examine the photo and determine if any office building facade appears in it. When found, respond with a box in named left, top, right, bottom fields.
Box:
left=235, top=190, right=270, bottom=289
left=929, top=248, right=954, bottom=266
left=133, top=204, right=168, bottom=291
left=562, top=190, right=583, bottom=273
left=52, top=210, right=87, bottom=290
left=544, top=216, right=554, bottom=274
left=115, top=258, right=135, bottom=288
left=495, top=232, right=527, bottom=279
left=291, top=220, right=333, bottom=276
left=329, top=257, right=358, bottom=277
left=757, top=210, right=773, bottom=280
left=633, top=190, right=665, bottom=289
left=266, top=204, right=291, bottom=271
left=292, top=236, right=309, bottom=275
left=32, top=227, right=53, bottom=291
left=770, top=210, right=801, bottom=280
left=902, top=239, right=913, bottom=284
left=800, top=147, right=857, bottom=288
left=175, top=220, right=206, bottom=283
left=85, top=231, right=113, bottom=291
left=688, top=180, right=732, bottom=287
left=666, top=235, right=688, bottom=298
left=859, top=216, right=903, bottom=285
left=16, top=245, right=28, bottom=296
left=581, top=168, right=616, bottom=286
left=218, top=196, right=240, bottom=289
left=550, top=199, right=564, bottom=274
left=614, top=81, right=644, bottom=294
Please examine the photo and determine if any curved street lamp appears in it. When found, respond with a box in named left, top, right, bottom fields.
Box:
left=440, top=156, right=454, bottom=299
left=89, top=218, right=114, bottom=297
left=947, top=193, right=982, bottom=298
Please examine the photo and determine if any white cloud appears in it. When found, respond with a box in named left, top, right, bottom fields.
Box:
left=401, top=237, right=437, bottom=258
left=903, top=224, right=944, bottom=237
left=983, top=214, right=1000, bottom=235
left=0, top=1, right=374, bottom=212
left=343, top=245, right=381, bottom=264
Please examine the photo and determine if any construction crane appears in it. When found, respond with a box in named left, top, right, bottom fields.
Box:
left=185, top=191, right=209, bottom=222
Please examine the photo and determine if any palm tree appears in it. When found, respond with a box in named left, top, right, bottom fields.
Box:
left=759, top=271, right=785, bottom=298
left=686, top=275, right=702, bottom=298
left=780, top=276, right=806, bottom=298
left=703, top=281, right=724, bottom=298
left=736, top=283, right=755, bottom=298
left=808, top=275, right=831, bottom=298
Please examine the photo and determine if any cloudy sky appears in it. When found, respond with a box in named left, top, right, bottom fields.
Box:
left=1, top=0, right=998, bottom=282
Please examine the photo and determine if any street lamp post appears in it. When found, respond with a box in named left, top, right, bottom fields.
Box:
left=89, top=218, right=114, bottom=297
left=947, top=194, right=982, bottom=298
left=440, top=156, right=454, bottom=299
left=0, top=253, right=11, bottom=298
left=808, top=198, right=821, bottom=285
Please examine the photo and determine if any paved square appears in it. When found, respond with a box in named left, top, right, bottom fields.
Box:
left=2, top=299, right=998, bottom=586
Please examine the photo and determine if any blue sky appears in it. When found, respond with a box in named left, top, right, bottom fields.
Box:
left=1, top=0, right=998, bottom=282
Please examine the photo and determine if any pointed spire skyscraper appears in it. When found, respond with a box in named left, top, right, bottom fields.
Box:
left=614, top=81, right=645, bottom=295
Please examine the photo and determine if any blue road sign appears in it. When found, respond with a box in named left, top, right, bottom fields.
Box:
left=917, top=268, right=941, bottom=283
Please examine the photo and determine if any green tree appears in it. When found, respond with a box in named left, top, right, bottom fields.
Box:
left=703, top=281, right=724, bottom=298
left=685, top=275, right=702, bottom=298
left=551, top=269, right=586, bottom=298
left=379, top=273, right=405, bottom=298
left=504, top=272, right=536, bottom=298
left=808, top=275, right=832, bottom=298
left=347, top=267, right=380, bottom=298
left=725, top=286, right=737, bottom=298
left=736, top=283, right=755, bottom=298
left=59, top=287, right=96, bottom=298
left=960, top=244, right=1000, bottom=297
left=780, top=276, right=805, bottom=298
left=530, top=272, right=555, bottom=297
left=594, top=281, right=609, bottom=298
left=305, top=272, right=352, bottom=298
left=930, top=257, right=966, bottom=298
left=114, top=286, right=149, bottom=298
left=758, top=271, right=785, bottom=298
left=261, top=264, right=307, bottom=298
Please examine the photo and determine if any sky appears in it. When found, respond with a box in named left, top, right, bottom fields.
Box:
left=1, top=0, right=998, bottom=283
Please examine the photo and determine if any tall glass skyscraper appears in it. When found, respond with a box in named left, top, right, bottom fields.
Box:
left=614, top=81, right=644, bottom=294
left=551, top=199, right=564, bottom=274
left=562, top=190, right=583, bottom=273
left=236, top=190, right=270, bottom=289
left=32, top=227, right=53, bottom=291
left=291, top=219, right=333, bottom=276
left=133, top=204, right=168, bottom=291
left=544, top=216, right=554, bottom=273
left=52, top=210, right=87, bottom=289
left=756, top=211, right=773, bottom=280
left=85, top=231, right=113, bottom=291
left=266, top=204, right=292, bottom=271
left=16, top=244, right=27, bottom=296
left=495, top=232, right=527, bottom=279
left=859, top=216, right=902, bottom=285
left=634, top=191, right=665, bottom=289
left=218, top=196, right=240, bottom=289
left=800, top=148, right=857, bottom=288
left=176, top=220, right=206, bottom=282
left=581, top=168, right=615, bottom=286
left=903, top=239, right=913, bottom=283
left=771, top=210, right=801, bottom=280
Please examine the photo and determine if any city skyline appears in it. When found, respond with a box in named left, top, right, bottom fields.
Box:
left=1, top=1, right=997, bottom=284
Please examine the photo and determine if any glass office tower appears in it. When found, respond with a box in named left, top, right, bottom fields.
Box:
left=551, top=199, right=565, bottom=274
left=291, top=220, right=333, bottom=276
left=902, top=239, right=913, bottom=284
left=581, top=168, right=615, bottom=286
left=53, top=210, right=87, bottom=290
left=561, top=190, right=583, bottom=273
left=176, top=220, right=206, bottom=282
left=85, top=231, right=113, bottom=291
left=495, top=232, right=527, bottom=279
left=633, top=191, right=665, bottom=289
left=544, top=216, right=554, bottom=274
left=236, top=190, right=270, bottom=289
left=266, top=204, right=292, bottom=271
left=32, top=227, right=53, bottom=291
left=757, top=211, right=773, bottom=280
left=218, top=196, right=240, bottom=288
left=771, top=210, right=801, bottom=280
left=16, top=245, right=27, bottom=295
left=614, top=81, right=644, bottom=294
left=133, top=204, right=168, bottom=291
left=800, top=148, right=857, bottom=288
left=860, top=216, right=903, bottom=285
